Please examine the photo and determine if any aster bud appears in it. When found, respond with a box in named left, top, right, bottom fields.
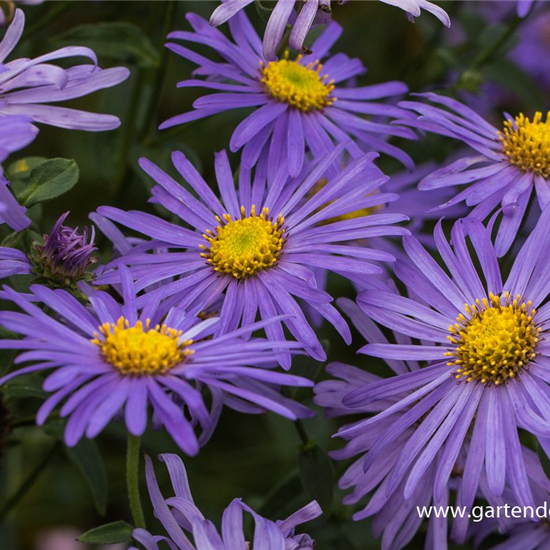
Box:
left=29, top=212, right=97, bottom=290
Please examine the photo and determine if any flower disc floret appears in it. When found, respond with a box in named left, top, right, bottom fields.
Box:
left=500, top=111, right=550, bottom=177
left=446, top=292, right=539, bottom=385
left=92, top=317, right=193, bottom=376
left=261, top=52, right=336, bottom=112
left=201, top=205, right=285, bottom=279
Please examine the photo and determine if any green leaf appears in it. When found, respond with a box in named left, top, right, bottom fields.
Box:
left=65, top=439, right=109, bottom=516
left=298, top=444, right=334, bottom=513
left=78, top=521, right=134, bottom=545
left=3, top=374, right=46, bottom=399
left=53, top=23, right=160, bottom=68
left=6, top=157, right=48, bottom=185
left=16, top=158, right=79, bottom=208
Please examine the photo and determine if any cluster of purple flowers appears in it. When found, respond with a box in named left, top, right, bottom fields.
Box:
left=1, top=1, right=550, bottom=549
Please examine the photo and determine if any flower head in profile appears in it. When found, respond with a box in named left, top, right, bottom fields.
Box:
left=320, top=211, right=550, bottom=546
left=0, top=9, right=129, bottom=131
left=162, top=11, right=415, bottom=185
left=0, top=268, right=313, bottom=455
left=96, top=146, right=408, bottom=366
left=401, top=92, right=550, bottom=256
left=130, top=453, right=322, bottom=550
left=210, top=0, right=449, bottom=61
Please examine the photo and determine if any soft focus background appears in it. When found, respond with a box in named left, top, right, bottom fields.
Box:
left=0, top=1, right=547, bottom=548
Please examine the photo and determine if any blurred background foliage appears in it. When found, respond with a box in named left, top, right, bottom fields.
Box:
left=0, top=1, right=546, bottom=548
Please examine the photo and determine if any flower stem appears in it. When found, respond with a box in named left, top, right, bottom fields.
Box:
left=469, top=16, right=524, bottom=73
left=294, top=419, right=312, bottom=448
left=0, top=442, right=60, bottom=524
left=126, top=434, right=146, bottom=529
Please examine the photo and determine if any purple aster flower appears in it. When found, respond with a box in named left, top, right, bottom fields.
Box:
left=130, top=453, right=322, bottom=550
left=330, top=210, right=550, bottom=542
left=210, top=0, right=450, bottom=61
left=400, top=92, right=550, bottom=256
left=316, top=297, right=548, bottom=549
left=314, top=300, right=468, bottom=550
left=0, top=268, right=313, bottom=454
left=96, top=146, right=409, bottom=366
left=0, top=9, right=129, bottom=131
left=161, top=11, right=416, bottom=184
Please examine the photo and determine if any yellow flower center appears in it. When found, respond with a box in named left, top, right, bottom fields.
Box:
left=499, top=112, right=550, bottom=177
left=446, top=293, right=540, bottom=385
left=261, top=52, right=336, bottom=112
left=201, top=205, right=285, bottom=279
left=92, top=317, right=193, bottom=376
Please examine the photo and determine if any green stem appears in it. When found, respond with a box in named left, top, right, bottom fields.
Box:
left=126, top=434, right=146, bottom=529
left=469, top=16, right=524, bottom=73
left=0, top=442, right=60, bottom=524
left=294, top=419, right=311, bottom=448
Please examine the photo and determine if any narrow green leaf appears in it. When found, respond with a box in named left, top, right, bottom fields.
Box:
left=65, top=439, right=109, bottom=516
left=53, top=23, right=160, bottom=68
left=16, top=158, right=79, bottom=208
left=298, top=444, right=334, bottom=513
left=78, top=521, right=134, bottom=544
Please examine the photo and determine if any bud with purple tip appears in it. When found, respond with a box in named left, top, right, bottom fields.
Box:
left=30, top=213, right=97, bottom=290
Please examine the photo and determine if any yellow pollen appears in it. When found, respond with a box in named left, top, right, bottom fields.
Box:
left=261, top=51, right=336, bottom=112
left=447, top=292, right=539, bottom=386
left=91, top=317, right=193, bottom=376
left=201, top=205, right=285, bottom=279
left=499, top=112, right=550, bottom=177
